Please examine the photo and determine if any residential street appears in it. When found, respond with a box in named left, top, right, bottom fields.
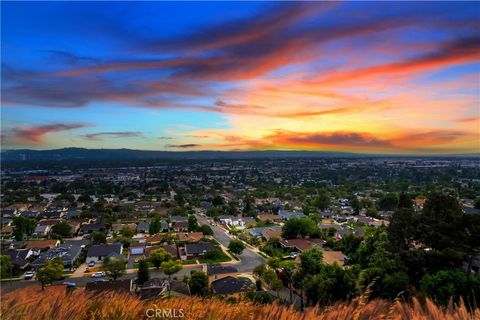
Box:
left=1, top=266, right=202, bottom=292
left=196, top=214, right=264, bottom=273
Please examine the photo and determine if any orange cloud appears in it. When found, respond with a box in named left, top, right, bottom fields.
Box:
left=311, top=36, right=480, bottom=85
left=11, top=124, right=88, bottom=143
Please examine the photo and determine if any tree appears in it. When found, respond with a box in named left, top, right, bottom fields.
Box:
left=313, top=192, right=330, bottom=210
left=91, top=231, right=106, bottom=244
left=188, top=270, right=208, bottom=296
left=149, top=248, right=172, bottom=269
left=102, top=256, right=126, bottom=280
left=188, top=215, right=198, bottom=232
left=253, top=264, right=266, bottom=277
left=161, top=260, right=183, bottom=294
left=398, top=192, right=412, bottom=209
left=149, top=214, right=162, bottom=234
left=474, top=197, right=480, bottom=209
left=280, top=260, right=296, bottom=304
left=350, top=197, right=360, bottom=215
left=378, top=193, right=399, bottom=211
left=262, top=269, right=282, bottom=297
left=228, top=226, right=240, bottom=236
left=212, top=195, right=224, bottom=207
left=388, top=208, right=417, bottom=250
left=119, top=225, right=135, bottom=238
left=303, top=264, right=356, bottom=306
left=228, top=239, right=245, bottom=256
left=299, top=247, right=323, bottom=275
left=338, top=233, right=362, bottom=257
left=293, top=270, right=306, bottom=310
left=243, top=196, right=253, bottom=214
left=51, top=222, right=73, bottom=238
left=198, top=224, right=213, bottom=236
left=420, top=270, right=480, bottom=306
left=137, top=259, right=150, bottom=286
left=36, top=257, right=64, bottom=290
left=174, top=194, right=185, bottom=206
left=1, top=255, right=13, bottom=279
left=282, top=217, right=320, bottom=239
left=78, top=193, right=93, bottom=204
left=12, top=216, right=36, bottom=241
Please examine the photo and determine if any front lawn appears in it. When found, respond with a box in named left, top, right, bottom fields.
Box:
left=181, top=260, right=198, bottom=265
left=199, top=250, right=231, bottom=264
left=133, top=261, right=154, bottom=269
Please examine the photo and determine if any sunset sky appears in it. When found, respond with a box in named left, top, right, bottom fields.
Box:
left=1, top=1, right=479, bottom=154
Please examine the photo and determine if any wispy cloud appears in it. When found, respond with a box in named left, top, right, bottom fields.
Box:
left=82, top=131, right=144, bottom=141
left=166, top=144, right=200, bottom=149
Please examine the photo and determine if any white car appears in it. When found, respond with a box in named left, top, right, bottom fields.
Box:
left=91, top=271, right=106, bottom=278
left=24, top=271, right=35, bottom=280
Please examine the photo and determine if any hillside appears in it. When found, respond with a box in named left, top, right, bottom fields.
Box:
left=1, top=285, right=478, bottom=320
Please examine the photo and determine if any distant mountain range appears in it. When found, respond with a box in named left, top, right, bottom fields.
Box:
left=1, top=148, right=479, bottom=163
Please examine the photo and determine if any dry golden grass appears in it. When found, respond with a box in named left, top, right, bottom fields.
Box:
left=1, top=285, right=479, bottom=320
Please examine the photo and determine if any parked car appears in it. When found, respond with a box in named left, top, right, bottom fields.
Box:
left=62, top=281, right=76, bottom=288
left=87, top=261, right=95, bottom=267
left=91, top=271, right=106, bottom=278
left=24, top=271, right=35, bottom=280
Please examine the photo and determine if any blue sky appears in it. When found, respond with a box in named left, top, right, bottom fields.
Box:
left=1, top=1, right=479, bottom=153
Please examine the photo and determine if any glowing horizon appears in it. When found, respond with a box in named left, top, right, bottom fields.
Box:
left=1, top=2, right=479, bottom=154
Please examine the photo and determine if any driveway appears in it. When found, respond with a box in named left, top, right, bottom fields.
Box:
left=70, top=263, right=88, bottom=278
left=128, top=254, right=142, bottom=269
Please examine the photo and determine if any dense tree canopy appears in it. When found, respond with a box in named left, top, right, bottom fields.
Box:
left=282, top=217, right=321, bottom=239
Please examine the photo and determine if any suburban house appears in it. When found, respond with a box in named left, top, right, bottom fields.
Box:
left=65, top=208, right=81, bottom=219
left=211, top=276, right=253, bottom=296
left=248, top=226, right=282, bottom=238
left=207, top=265, right=239, bottom=283
left=38, top=210, right=64, bottom=219
left=33, top=224, right=51, bottom=237
left=67, top=221, right=82, bottom=234
left=322, top=251, right=346, bottom=266
left=130, top=244, right=145, bottom=255
left=86, top=243, right=123, bottom=264
left=25, top=239, right=60, bottom=252
left=182, top=242, right=216, bottom=260
left=31, top=244, right=82, bottom=270
left=177, top=232, right=204, bottom=243
left=263, top=229, right=282, bottom=241
left=1, top=225, right=14, bottom=238
left=82, top=222, right=108, bottom=234
left=279, top=238, right=325, bottom=252
left=170, top=215, right=188, bottom=223
left=218, top=215, right=253, bottom=228
left=136, top=221, right=150, bottom=233
left=1, top=209, right=18, bottom=218
left=257, top=214, right=283, bottom=224
left=112, top=223, right=137, bottom=233
left=140, top=278, right=190, bottom=299
left=278, top=210, right=305, bottom=220
left=145, top=244, right=178, bottom=259
left=172, top=221, right=188, bottom=232
left=1, top=248, right=33, bottom=270
left=160, top=221, right=169, bottom=232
